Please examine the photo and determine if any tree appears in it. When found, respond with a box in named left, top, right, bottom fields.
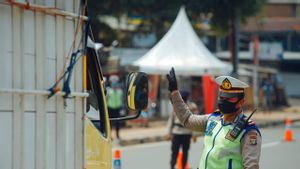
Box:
left=86, top=0, right=266, bottom=61
left=87, top=0, right=218, bottom=44
left=120, top=0, right=190, bottom=39
left=87, top=0, right=120, bottom=45
left=200, top=0, right=267, bottom=77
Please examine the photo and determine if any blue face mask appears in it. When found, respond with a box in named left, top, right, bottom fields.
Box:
left=218, top=99, right=240, bottom=114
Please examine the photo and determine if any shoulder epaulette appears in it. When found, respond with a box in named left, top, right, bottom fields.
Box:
left=209, top=111, right=222, bottom=118
left=240, top=124, right=261, bottom=141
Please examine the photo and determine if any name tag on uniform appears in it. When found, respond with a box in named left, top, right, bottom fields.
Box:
left=205, top=121, right=217, bottom=136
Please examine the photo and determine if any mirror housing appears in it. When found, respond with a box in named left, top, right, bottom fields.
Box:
left=126, top=72, right=148, bottom=111
left=110, top=72, right=148, bottom=121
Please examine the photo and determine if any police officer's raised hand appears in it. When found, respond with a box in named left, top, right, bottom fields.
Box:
left=166, top=67, right=178, bottom=92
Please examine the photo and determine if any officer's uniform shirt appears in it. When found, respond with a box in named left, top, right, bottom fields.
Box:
left=170, top=76, right=262, bottom=169
left=167, top=101, right=199, bottom=135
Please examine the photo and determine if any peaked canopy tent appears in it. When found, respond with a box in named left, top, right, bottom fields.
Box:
left=134, top=7, right=232, bottom=116
left=133, top=7, right=232, bottom=76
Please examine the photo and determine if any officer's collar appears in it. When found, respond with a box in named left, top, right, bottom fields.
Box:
left=233, top=112, right=244, bottom=124
left=221, top=110, right=244, bottom=125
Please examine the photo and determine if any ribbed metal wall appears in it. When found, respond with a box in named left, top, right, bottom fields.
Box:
left=0, top=1, right=85, bottom=169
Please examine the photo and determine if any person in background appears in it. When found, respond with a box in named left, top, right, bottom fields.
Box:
left=107, top=75, right=123, bottom=140
left=166, top=90, right=198, bottom=169
left=262, top=76, right=274, bottom=113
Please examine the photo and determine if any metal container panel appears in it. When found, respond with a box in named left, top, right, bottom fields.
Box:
left=23, top=112, right=36, bottom=169
left=0, top=5, right=13, bottom=111
left=65, top=19, right=75, bottom=113
left=0, top=112, right=13, bottom=169
left=46, top=113, right=57, bottom=169
left=44, top=0, right=55, bottom=7
left=65, top=0, right=74, bottom=13
left=0, top=0, right=84, bottom=168
left=66, top=113, right=75, bottom=169
left=45, top=15, right=57, bottom=112
left=15, top=0, right=26, bottom=3
left=22, top=10, right=36, bottom=111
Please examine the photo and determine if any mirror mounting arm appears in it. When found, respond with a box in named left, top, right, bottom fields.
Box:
left=109, top=110, right=142, bottom=121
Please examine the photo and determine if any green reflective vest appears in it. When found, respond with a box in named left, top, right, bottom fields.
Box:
left=199, top=112, right=244, bottom=169
left=107, top=88, right=123, bottom=109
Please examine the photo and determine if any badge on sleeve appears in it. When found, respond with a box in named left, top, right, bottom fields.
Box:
left=205, top=121, right=217, bottom=136
left=248, top=132, right=258, bottom=145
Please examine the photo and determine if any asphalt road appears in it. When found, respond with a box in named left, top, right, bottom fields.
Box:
left=115, top=123, right=300, bottom=169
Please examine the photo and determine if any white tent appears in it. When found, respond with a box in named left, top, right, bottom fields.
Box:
left=133, top=7, right=232, bottom=76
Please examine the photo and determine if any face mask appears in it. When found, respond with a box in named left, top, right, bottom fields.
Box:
left=111, top=82, right=119, bottom=88
left=218, top=99, right=240, bottom=114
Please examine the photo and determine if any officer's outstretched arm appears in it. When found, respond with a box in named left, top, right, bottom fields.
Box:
left=170, top=91, right=208, bottom=132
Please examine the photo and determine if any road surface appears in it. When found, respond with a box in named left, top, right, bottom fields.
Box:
left=115, top=124, right=300, bottom=169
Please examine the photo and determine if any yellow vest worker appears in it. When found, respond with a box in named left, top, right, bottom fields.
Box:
left=167, top=67, right=262, bottom=169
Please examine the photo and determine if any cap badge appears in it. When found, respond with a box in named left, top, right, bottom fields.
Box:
left=222, top=78, right=232, bottom=90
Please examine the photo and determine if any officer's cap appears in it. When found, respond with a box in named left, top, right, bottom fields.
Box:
left=215, top=76, right=249, bottom=98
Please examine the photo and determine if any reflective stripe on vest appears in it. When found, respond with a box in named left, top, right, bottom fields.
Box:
left=199, top=114, right=244, bottom=169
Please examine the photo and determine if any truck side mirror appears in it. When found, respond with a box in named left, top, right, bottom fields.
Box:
left=109, top=72, right=148, bottom=121
left=126, top=72, right=148, bottom=111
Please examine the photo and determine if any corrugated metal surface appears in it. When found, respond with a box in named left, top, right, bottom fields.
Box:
left=23, top=113, right=36, bottom=169
left=65, top=18, right=75, bottom=113
left=0, top=4, right=13, bottom=110
left=23, top=10, right=36, bottom=111
left=66, top=113, right=75, bottom=169
left=0, top=1, right=84, bottom=169
left=0, top=112, right=13, bottom=169
left=45, top=15, right=57, bottom=112
left=46, top=113, right=57, bottom=169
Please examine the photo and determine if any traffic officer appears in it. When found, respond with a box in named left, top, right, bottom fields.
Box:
left=167, top=68, right=261, bottom=169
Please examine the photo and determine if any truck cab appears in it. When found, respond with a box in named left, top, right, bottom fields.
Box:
left=85, top=38, right=148, bottom=169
